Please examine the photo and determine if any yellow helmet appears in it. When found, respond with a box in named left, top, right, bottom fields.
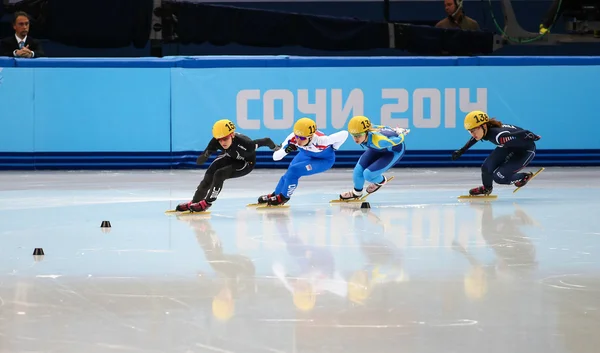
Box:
left=293, top=118, right=317, bottom=138
left=212, top=119, right=236, bottom=139
left=347, top=116, right=372, bottom=135
left=463, top=111, right=490, bottom=130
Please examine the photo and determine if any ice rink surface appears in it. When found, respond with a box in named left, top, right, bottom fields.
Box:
left=1, top=167, right=599, bottom=353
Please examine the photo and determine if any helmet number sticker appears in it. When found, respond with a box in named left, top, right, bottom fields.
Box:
left=308, top=125, right=315, bottom=134
left=360, top=120, right=371, bottom=129
left=474, top=113, right=489, bottom=123
left=225, top=121, right=235, bottom=132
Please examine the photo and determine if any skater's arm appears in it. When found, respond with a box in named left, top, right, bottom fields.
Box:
left=235, top=134, right=258, bottom=159
left=495, top=130, right=541, bottom=148
left=324, top=130, right=349, bottom=150
left=451, top=137, right=477, bottom=161
left=461, top=137, right=478, bottom=151
left=273, top=133, right=296, bottom=161
left=254, top=137, right=280, bottom=151
left=196, top=139, right=219, bottom=165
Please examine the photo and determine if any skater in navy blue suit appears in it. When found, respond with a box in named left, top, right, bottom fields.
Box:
left=452, top=110, right=541, bottom=196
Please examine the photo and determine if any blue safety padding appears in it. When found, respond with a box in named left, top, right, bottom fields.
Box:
left=172, top=55, right=293, bottom=68
left=172, top=55, right=472, bottom=68
left=2, top=150, right=600, bottom=170
left=478, top=56, right=600, bottom=66
left=274, top=56, right=461, bottom=67
left=0, top=57, right=15, bottom=67
left=4, top=56, right=600, bottom=68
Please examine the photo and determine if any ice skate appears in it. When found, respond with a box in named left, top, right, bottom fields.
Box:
left=469, top=186, right=493, bottom=196
left=514, top=173, right=533, bottom=188
left=258, top=193, right=273, bottom=204
left=339, top=189, right=363, bottom=201
left=366, top=175, right=390, bottom=194
left=267, top=193, right=290, bottom=206
left=189, top=200, right=211, bottom=213
left=166, top=200, right=211, bottom=215
left=247, top=193, right=274, bottom=207
left=513, top=167, right=545, bottom=194
left=330, top=176, right=395, bottom=203
left=175, top=201, right=192, bottom=212
left=458, top=185, right=497, bottom=200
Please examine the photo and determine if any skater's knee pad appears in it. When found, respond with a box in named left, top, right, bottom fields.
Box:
left=363, top=169, right=382, bottom=184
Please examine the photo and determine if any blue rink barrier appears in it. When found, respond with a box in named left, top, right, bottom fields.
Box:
left=1, top=56, right=600, bottom=170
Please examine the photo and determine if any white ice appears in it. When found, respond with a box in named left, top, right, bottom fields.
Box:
left=0, top=167, right=599, bottom=353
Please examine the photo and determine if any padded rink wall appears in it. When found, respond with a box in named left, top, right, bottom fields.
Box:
left=0, top=55, right=599, bottom=170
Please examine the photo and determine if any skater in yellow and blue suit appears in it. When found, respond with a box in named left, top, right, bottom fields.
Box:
left=339, top=116, right=410, bottom=200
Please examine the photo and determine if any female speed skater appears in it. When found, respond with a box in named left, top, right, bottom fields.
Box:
left=175, top=119, right=280, bottom=212
left=451, top=110, right=541, bottom=196
left=257, top=117, right=349, bottom=206
left=338, top=115, right=410, bottom=200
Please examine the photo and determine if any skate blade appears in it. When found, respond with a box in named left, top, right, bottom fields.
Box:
left=457, top=195, right=498, bottom=200
left=255, top=204, right=290, bottom=209
left=246, top=203, right=265, bottom=207
left=330, top=176, right=395, bottom=203
left=330, top=198, right=365, bottom=204
left=165, top=210, right=211, bottom=215
left=513, top=167, right=545, bottom=194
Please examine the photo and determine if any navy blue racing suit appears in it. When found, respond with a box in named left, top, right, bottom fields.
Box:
left=454, top=124, right=540, bottom=188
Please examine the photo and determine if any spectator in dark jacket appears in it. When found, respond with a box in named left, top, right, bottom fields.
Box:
left=0, top=11, right=45, bottom=58
left=435, top=0, right=480, bottom=31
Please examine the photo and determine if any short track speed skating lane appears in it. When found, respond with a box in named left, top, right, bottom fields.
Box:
left=0, top=168, right=599, bottom=353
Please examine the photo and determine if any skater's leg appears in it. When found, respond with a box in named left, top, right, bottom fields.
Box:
left=192, top=155, right=230, bottom=202
left=271, top=148, right=335, bottom=203
left=258, top=171, right=285, bottom=204
left=340, top=148, right=399, bottom=200
left=469, top=148, right=510, bottom=196
left=205, top=161, right=254, bottom=203
left=480, top=148, right=511, bottom=188
left=353, top=149, right=380, bottom=191
left=492, top=147, right=536, bottom=186
left=189, top=160, right=255, bottom=212
left=177, top=155, right=228, bottom=211
left=363, top=148, right=404, bottom=185
left=273, top=152, right=312, bottom=198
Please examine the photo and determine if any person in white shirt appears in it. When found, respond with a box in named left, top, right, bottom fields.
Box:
left=256, top=117, right=349, bottom=206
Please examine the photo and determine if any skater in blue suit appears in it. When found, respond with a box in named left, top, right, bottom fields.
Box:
left=338, top=115, right=410, bottom=200
left=257, top=117, right=349, bottom=206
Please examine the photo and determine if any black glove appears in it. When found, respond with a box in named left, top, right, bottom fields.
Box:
left=272, top=144, right=282, bottom=151
left=284, top=143, right=297, bottom=153
left=196, top=154, right=208, bottom=165
left=451, top=149, right=463, bottom=161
